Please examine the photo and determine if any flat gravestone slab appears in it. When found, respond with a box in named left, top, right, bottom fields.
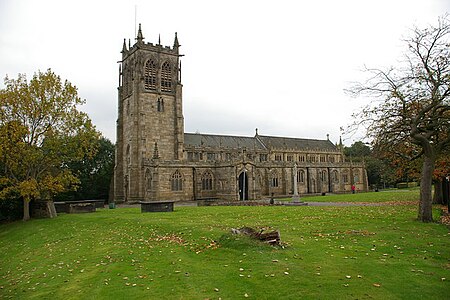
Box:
left=69, top=203, right=96, bottom=213
left=140, top=201, right=175, bottom=212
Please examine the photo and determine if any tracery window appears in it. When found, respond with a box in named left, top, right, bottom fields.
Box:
left=161, top=61, right=172, bottom=92
left=343, top=174, right=349, bottom=183
left=354, top=171, right=360, bottom=183
left=171, top=170, right=183, bottom=191
left=320, top=170, right=327, bottom=181
left=271, top=171, right=279, bottom=187
left=297, top=170, right=305, bottom=183
left=144, top=59, right=157, bottom=90
left=201, top=171, right=213, bottom=191
left=333, top=170, right=339, bottom=182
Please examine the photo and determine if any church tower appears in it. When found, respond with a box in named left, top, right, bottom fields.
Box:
left=114, top=24, right=184, bottom=202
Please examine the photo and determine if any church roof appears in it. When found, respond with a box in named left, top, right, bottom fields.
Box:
left=184, top=133, right=338, bottom=152
left=184, top=133, right=265, bottom=149
left=257, top=135, right=337, bottom=151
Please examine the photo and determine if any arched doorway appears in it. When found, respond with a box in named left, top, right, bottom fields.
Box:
left=238, top=171, right=248, bottom=200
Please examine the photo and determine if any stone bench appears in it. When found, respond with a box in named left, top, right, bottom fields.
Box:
left=140, top=201, right=175, bottom=213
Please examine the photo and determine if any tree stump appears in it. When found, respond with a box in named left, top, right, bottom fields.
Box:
left=231, top=226, right=281, bottom=245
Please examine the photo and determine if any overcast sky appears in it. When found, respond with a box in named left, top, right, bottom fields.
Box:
left=1, top=0, right=448, bottom=145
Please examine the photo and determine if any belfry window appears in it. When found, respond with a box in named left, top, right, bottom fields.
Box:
left=171, top=170, right=183, bottom=191
left=144, top=59, right=157, bottom=90
left=161, top=61, right=172, bottom=92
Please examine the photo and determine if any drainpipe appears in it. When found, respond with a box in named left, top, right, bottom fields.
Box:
left=306, top=167, right=310, bottom=194
left=192, top=167, right=196, bottom=201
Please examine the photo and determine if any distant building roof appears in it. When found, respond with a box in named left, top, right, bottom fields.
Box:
left=184, top=132, right=338, bottom=152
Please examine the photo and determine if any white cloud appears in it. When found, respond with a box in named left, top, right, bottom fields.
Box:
left=0, top=0, right=448, bottom=145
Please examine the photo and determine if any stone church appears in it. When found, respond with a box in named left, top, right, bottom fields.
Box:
left=113, top=25, right=368, bottom=203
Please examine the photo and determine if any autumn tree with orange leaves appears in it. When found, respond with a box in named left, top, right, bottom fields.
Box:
left=348, top=16, right=450, bottom=222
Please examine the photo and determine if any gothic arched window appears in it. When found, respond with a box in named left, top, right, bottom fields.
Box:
left=297, top=170, right=305, bottom=183
left=332, top=170, right=339, bottom=182
left=161, top=61, right=172, bottom=92
left=171, top=170, right=183, bottom=191
left=144, top=59, right=157, bottom=90
left=271, top=170, right=279, bottom=188
left=201, top=171, right=213, bottom=191
left=320, top=170, right=327, bottom=181
left=354, top=170, right=360, bottom=183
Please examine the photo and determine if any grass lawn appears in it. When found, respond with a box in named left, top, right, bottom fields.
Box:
left=280, top=188, right=421, bottom=203
left=0, top=192, right=449, bottom=299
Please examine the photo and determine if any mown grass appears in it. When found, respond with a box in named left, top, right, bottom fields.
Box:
left=280, top=188, right=421, bottom=203
left=0, top=193, right=449, bottom=299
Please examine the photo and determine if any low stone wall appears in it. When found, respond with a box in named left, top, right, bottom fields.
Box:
left=54, top=200, right=105, bottom=213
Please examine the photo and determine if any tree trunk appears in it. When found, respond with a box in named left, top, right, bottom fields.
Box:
left=418, top=156, right=435, bottom=222
left=23, top=197, right=31, bottom=221
left=433, top=179, right=444, bottom=204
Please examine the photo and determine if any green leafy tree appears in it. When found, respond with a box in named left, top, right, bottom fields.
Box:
left=348, top=16, right=450, bottom=222
left=344, top=141, right=371, bottom=160
left=56, top=136, right=114, bottom=201
left=0, top=69, right=99, bottom=220
left=344, top=141, right=396, bottom=188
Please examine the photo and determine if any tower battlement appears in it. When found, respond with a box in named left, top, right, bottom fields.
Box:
left=121, top=24, right=180, bottom=60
